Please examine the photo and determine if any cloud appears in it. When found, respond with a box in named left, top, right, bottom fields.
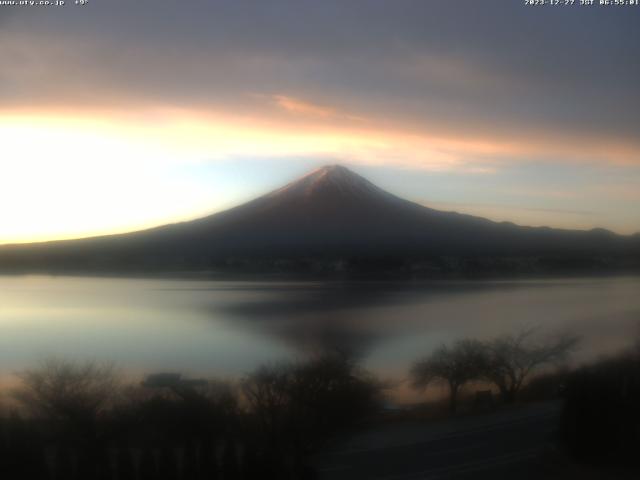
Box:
left=272, top=95, right=334, bottom=118
left=1, top=0, right=638, bottom=162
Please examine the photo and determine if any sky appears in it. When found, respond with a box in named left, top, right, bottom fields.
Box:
left=1, top=0, right=639, bottom=244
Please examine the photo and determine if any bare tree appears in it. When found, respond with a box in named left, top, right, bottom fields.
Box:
left=410, top=339, right=487, bottom=414
left=242, top=363, right=291, bottom=445
left=483, top=328, right=579, bottom=403
left=243, top=352, right=380, bottom=454
left=13, top=358, right=119, bottom=424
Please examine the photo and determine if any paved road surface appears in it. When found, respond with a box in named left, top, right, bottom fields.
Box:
left=315, top=402, right=562, bottom=480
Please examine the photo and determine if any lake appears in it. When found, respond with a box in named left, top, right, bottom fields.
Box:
left=1, top=275, right=639, bottom=402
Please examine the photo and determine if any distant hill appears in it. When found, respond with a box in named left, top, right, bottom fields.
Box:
left=1, top=165, right=638, bottom=276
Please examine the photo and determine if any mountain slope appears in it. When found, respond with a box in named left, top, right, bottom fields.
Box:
left=0, top=165, right=638, bottom=274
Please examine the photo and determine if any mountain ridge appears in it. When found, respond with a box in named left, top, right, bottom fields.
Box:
left=0, top=165, right=638, bottom=276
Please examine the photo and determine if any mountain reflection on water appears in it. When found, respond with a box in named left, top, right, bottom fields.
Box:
left=207, top=277, right=640, bottom=372
left=1, top=275, right=639, bottom=393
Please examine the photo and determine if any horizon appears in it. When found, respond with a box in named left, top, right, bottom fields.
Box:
left=2, top=162, right=638, bottom=247
left=2, top=1, right=639, bottom=243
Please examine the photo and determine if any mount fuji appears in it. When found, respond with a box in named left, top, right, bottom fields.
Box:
left=1, top=165, right=638, bottom=275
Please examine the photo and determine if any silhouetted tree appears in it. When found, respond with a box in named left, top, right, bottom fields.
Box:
left=243, top=352, right=381, bottom=474
left=3, top=354, right=380, bottom=479
left=14, top=358, right=119, bottom=425
left=110, top=376, right=239, bottom=480
left=13, top=357, right=119, bottom=477
left=410, top=339, right=487, bottom=414
left=483, top=328, right=579, bottom=403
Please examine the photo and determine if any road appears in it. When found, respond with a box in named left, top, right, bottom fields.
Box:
left=315, top=402, right=562, bottom=480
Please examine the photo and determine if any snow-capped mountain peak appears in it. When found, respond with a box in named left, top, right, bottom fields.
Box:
left=266, top=164, right=395, bottom=202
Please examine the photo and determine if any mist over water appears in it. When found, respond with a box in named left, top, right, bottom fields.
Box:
left=1, top=275, right=639, bottom=395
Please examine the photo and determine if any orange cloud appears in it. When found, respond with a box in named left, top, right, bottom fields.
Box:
left=272, top=95, right=335, bottom=118
left=2, top=99, right=640, bottom=179
left=268, top=94, right=369, bottom=123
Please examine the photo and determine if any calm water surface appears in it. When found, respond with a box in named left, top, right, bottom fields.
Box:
left=1, top=275, right=639, bottom=397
